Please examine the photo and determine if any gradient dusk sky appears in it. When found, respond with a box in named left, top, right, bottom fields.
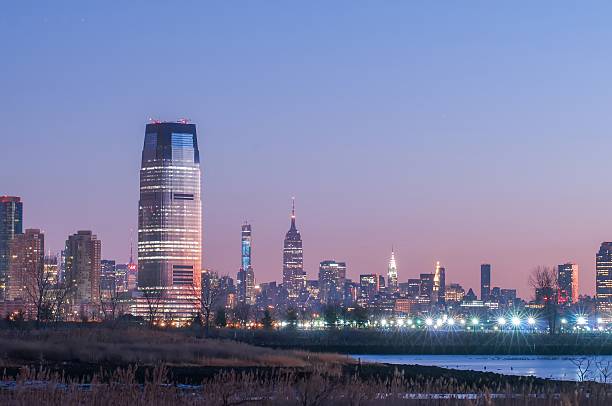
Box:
left=2, top=2, right=612, bottom=299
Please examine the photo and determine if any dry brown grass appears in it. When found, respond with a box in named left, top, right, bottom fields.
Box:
left=0, top=363, right=610, bottom=405
left=0, top=327, right=349, bottom=368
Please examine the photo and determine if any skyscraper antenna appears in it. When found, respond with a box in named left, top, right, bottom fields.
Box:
left=291, top=197, right=295, bottom=219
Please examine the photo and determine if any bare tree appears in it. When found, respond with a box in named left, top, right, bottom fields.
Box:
left=51, top=280, right=75, bottom=323
left=194, top=271, right=223, bottom=337
left=529, top=266, right=559, bottom=334
left=570, top=357, right=593, bottom=382
left=23, top=260, right=55, bottom=326
left=142, top=288, right=164, bottom=328
left=595, top=358, right=612, bottom=383
left=233, top=302, right=251, bottom=327
left=100, top=280, right=122, bottom=323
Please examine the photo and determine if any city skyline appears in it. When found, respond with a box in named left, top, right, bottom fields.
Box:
left=5, top=3, right=612, bottom=298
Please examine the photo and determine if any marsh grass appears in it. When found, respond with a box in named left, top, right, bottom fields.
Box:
left=0, top=363, right=611, bottom=405
left=0, top=327, right=348, bottom=367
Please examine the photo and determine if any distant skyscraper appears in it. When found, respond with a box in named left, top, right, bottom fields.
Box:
left=100, top=259, right=117, bottom=293
left=137, top=121, right=202, bottom=321
left=318, top=260, right=346, bottom=305
left=480, top=264, right=491, bottom=301
left=557, top=262, right=579, bottom=305
left=419, top=273, right=434, bottom=300
left=596, top=242, right=612, bottom=316
left=64, top=230, right=101, bottom=313
left=43, top=254, right=59, bottom=285
left=0, top=196, right=23, bottom=299
left=432, top=261, right=445, bottom=304
left=283, top=198, right=304, bottom=300
left=359, top=274, right=379, bottom=301
left=7, top=229, right=44, bottom=308
left=387, top=249, right=398, bottom=292
left=127, top=244, right=137, bottom=291
left=237, top=222, right=255, bottom=305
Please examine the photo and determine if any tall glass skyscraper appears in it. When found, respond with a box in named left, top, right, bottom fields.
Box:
left=0, top=196, right=23, bottom=299
left=137, top=122, right=202, bottom=321
left=237, top=222, right=255, bottom=304
left=283, top=198, right=304, bottom=300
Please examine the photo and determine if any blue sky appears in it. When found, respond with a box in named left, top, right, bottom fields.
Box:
left=2, top=2, right=612, bottom=297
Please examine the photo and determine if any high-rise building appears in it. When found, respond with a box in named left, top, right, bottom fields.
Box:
left=237, top=222, right=255, bottom=305
left=557, top=262, right=579, bottom=305
left=64, top=231, right=101, bottom=313
left=127, top=245, right=137, bottom=291
left=318, top=260, right=346, bottom=305
left=419, top=273, right=434, bottom=301
left=387, top=249, right=398, bottom=292
left=359, top=274, right=379, bottom=302
left=6, top=229, right=44, bottom=309
left=100, top=259, right=117, bottom=293
left=480, top=264, right=491, bottom=301
left=596, top=242, right=612, bottom=316
left=0, top=196, right=23, bottom=299
left=432, top=261, right=445, bottom=304
left=137, top=121, right=202, bottom=321
left=283, top=198, right=304, bottom=300
left=43, top=254, right=59, bottom=285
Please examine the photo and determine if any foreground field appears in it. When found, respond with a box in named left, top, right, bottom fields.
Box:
left=0, top=326, right=610, bottom=405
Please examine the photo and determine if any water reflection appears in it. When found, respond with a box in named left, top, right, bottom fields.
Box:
left=353, top=355, right=612, bottom=383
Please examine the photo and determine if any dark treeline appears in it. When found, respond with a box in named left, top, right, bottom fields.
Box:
left=216, top=329, right=612, bottom=356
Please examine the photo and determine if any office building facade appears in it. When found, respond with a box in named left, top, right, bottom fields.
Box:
left=137, top=122, right=202, bottom=321
left=64, top=230, right=101, bottom=314
left=480, top=264, right=491, bottom=301
left=596, top=242, right=612, bottom=317
left=0, top=196, right=23, bottom=299
left=318, top=260, right=346, bottom=305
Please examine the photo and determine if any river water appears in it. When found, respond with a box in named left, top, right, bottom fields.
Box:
left=352, top=354, right=612, bottom=383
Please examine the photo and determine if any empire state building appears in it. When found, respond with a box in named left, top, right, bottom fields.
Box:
left=283, top=198, right=304, bottom=300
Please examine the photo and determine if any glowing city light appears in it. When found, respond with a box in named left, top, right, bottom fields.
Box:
left=497, top=317, right=507, bottom=326
left=576, top=316, right=587, bottom=325
left=527, top=317, right=536, bottom=325
left=511, top=316, right=521, bottom=326
left=471, top=317, right=479, bottom=325
left=447, top=318, right=455, bottom=326
left=425, top=317, right=434, bottom=326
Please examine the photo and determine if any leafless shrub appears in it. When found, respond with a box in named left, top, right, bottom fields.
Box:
left=570, top=357, right=593, bottom=382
